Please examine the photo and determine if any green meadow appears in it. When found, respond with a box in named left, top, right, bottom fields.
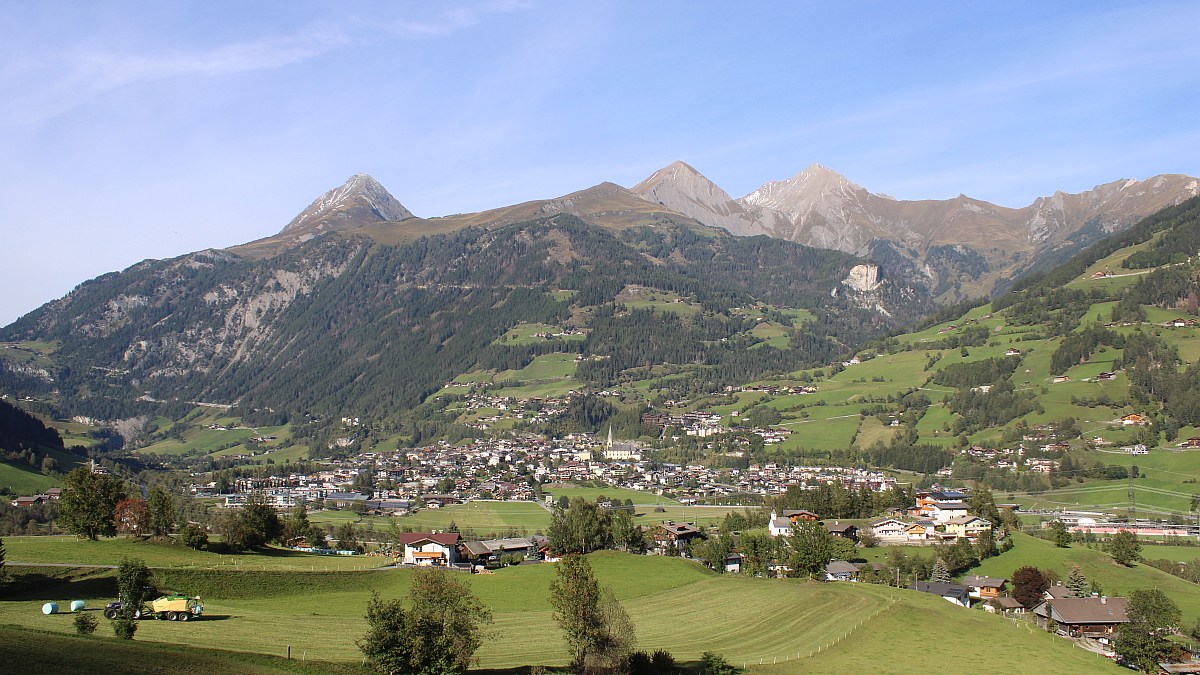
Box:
left=1, top=545, right=1112, bottom=673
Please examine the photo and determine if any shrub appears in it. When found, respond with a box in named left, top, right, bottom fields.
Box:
left=698, top=651, right=740, bottom=674
left=179, top=523, right=209, bottom=550
left=73, top=613, right=97, bottom=634
left=112, top=616, right=137, bottom=640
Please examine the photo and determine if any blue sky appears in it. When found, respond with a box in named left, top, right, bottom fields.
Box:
left=2, top=1, right=1198, bottom=325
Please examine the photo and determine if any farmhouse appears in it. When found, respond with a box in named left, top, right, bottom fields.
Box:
left=1032, top=596, right=1128, bottom=639
left=824, top=560, right=861, bottom=582
left=651, top=522, right=703, bottom=555
left=397, top=532, right=462, bottom=566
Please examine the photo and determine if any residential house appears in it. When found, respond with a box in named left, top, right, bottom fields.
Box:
left=1120, top=413, right=1148, bottom=426
left=928, top=502, right=970, bottom=523
left=823, top=521, right=859, bottom=542
left=397, top=532, right=461, bottom=566
left=825, top=560, right=861, bottom=582
left=651, top=522, right=703, bottom=555
left=985, top=596, right=1026, bottom=615
left=723, top=552, right=743, bottom=574
left=1032, top=596, right=1128, bottom=640
left=909, top=581, right=971, bottom=607
left=944, top=515, right=993, bottom=540
left=960, top=575, right=1007, bottom=601
left=780, top=509, right=820, bottom=522
left=871, top=517, right=909, bottom=542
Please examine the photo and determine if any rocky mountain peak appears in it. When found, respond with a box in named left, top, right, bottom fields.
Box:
left=281, top=173, right=414, bottom=236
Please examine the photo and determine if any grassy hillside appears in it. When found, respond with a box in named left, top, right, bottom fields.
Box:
left=0, top=549, right=1112, bottom=673
left=973, top=532, right=1200, bottom=622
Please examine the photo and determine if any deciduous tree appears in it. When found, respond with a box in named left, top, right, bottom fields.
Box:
left=550, top=554, right=635, bottom=672
left=59, top=467, right=126, bottom=540
left=1108, top=529, right=1142, bottom=566
left=1011, top=566, right=1050, bottom=608
left=787, top=521, right=833, bottom=579
left=358, top=568, right=492, bottom=675
left=114, top=498, right=150, bottom=536
left=147, top=487, right=175, bottom=537
left=1115, top=588, right=1183, bottom=672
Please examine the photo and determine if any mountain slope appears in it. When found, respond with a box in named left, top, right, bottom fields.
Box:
left=632, top=162, right=1200, bottom=301
left=2, top=174, right=932, bottom=425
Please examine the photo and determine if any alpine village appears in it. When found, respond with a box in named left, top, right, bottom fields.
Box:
left=5, top=6, right=1200, bottom=675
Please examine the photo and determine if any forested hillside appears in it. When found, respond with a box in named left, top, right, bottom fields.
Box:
left=0, top=214, right=931, bottom=428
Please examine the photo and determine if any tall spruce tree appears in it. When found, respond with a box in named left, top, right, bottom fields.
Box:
left=1065, top=564, right=1089, bottom=598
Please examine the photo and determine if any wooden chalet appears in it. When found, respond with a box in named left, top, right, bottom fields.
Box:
left=1032, top=596, right=1128, bottom=639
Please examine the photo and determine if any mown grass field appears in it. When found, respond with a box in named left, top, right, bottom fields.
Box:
left=4, top=536, right=388, bottom=571
left=0, top=548, right=1112, bottom=673
left=312, top=501, right=552, bottom=536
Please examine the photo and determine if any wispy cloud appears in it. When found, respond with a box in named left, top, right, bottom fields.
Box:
left=381, top=0, right=533, bottom=37
left=0, top=28, right=346, bottom=127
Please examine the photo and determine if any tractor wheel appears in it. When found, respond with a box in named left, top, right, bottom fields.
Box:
left=168, top=611, right=178, bottom=621
left=104, top=608, right=118, bottom=620
left=132, top=608, right=142, bottom=620
left=178, top=611, right=190, bottom=622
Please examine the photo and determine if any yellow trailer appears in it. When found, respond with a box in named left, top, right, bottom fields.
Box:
left=149, top=595, right=203, bottom=621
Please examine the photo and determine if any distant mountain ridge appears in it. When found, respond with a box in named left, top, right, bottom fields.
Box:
left=632, top=162, right=1200, bottom=300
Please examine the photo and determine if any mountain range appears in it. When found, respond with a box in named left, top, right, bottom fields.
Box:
left=632, top=161, right=1200, bottom=300
left=2, top=162, right=1197, bottom=427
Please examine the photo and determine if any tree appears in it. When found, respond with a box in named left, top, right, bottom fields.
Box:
left=357, top=568, right=493, bottom=675
left=787, top=521, right=834, bottom=579
left=282, top=503, right=324, bottom=547
left=1115, top=588, right=1183, bottom=672
left=116, top=556, right=152, bottom=629
left=610, top=509, right=644, bottom=553
left=179, top=522, right=208, bottom=550
left=218, top=495, right=283, bottom=552
left=551, top=554, right=604, bottom=670
left=147, top=487, right=175, bottom=537
left=1065, top=564, right=1089, bottom=598
left=931, top=558, right=950, bottom=583
left=114, top=498, right=150, bottom=536
left=974, top=529, right=998, bottom=560
left=1108, top=529, right=1142, bottom=566
left=1049, top=520, right=1071, bottom=548
left=1011, top=566, right=1050, bottom=608
left=58, top=467, right=126, bottom=540
left=548, top=498, right=612, bottom=554
left=697, top=535, right=733, bottom=573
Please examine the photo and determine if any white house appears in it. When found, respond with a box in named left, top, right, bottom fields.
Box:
left=397, top=532, right=461, bottom=566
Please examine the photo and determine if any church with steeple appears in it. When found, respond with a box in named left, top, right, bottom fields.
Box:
left=602, top=424, right=643, bottom=461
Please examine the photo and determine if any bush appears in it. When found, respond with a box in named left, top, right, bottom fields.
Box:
left=698, top=651, right=740, bottom=675
left=179, top=523, right=209, bottom=550
left=112, top=616, right=137, bottom=640
left=73, top=612, right=97, bottom=634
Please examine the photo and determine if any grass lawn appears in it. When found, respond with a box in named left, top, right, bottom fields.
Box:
left=312, top=501, right=553, bottom=537
left=4, top=536, right=388, bottom=571
left=0, top=551, right=1111, bottom=673
left=542, top=485, right=677, bottom=506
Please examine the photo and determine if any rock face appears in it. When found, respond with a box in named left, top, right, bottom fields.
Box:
left=843, top=263, right=882, bottom=292
left=632, top=162, right=1200, bottom=299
